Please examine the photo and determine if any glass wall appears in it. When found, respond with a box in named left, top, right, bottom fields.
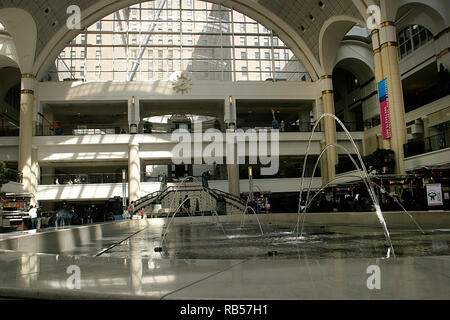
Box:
left=50, top=0, right=310, bottom=82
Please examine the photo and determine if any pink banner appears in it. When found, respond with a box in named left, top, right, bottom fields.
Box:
left=380, top=100, right=392, bottom=139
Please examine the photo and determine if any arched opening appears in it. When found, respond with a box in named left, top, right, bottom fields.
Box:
left=332, top=59, right=375, bottom=132
left=332, top=58, right=376, bottom=173
left=44, top=0, right=311, bottom=83
left=0, top=66, right=20, bottom=176
left=0, top=66, right=20, bottom=136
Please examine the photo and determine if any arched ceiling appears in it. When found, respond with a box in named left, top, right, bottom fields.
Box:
left=0, top=0, right=368, bottom=78
left=258, top=0, right=362, bottom=60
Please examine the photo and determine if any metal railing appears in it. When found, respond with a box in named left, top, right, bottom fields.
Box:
left=35, top=123, right=134, bottom=136
left=0, top=128, right=19, bottom=137
left=404, top=130, right=449, bottom=158
left=238, top=122, right=321, bottom=132
left=336, top=121, right=370, bottom=132
left=42, top=173, right=125, bottom=185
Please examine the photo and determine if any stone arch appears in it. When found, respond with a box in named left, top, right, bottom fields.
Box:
left=395, top=1, right=447, bottom=36
left=381, top=0, right=448, bottom=33
left=33, top=0, right=323, bottom=81
left=0, top=8, right=37, bottom=73
left=319, top=15, right=366, bottom=76
left=334, top=41, right=375, bottom=84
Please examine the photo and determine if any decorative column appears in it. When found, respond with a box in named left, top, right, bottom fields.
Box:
left=224, top=96, right=236, bottom=129
left=379, top=21, right=407, bottom=174
left=372, top=29, right=391, bottom=150
left=320, top=75, right=338, bottom=183
left=19, top=74, right=35, bottom=200
left=128, top=97, right=140, bottom=134
left=225, top=96, right=240, bottom=199
left=128, top=143, right=141, bottom=202
left=30, top=147, right=39, bottom=206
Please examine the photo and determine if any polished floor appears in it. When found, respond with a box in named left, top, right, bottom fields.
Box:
left=0, top=218, right=449, bottom=299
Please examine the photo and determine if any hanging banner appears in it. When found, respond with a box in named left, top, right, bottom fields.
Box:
left=426, top=184, right=443, bottom=206
left=378, top=79, right=392, bottom=139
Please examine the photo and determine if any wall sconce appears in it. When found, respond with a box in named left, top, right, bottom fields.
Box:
left=229, top=96, right=233, bottom=104
left=132, top=96, right=136, bottom=105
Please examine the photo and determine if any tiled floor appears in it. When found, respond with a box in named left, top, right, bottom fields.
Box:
left=0, top=219, right=449, bottom=299
left=0, top=249, right=449, bottom=299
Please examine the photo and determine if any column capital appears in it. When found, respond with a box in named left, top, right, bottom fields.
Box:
left=320, top=75, right=333, bottom=93
left=380, top=21, right=395, bottom=28
left=437, top=47, right=450, bottom=60
left=21, top=74, right=36, bottom=93
left=379, top=21, right=397, bottom=45
left=21, top=89, right=34, bottom=95
left=380, top=41, right=398, bottom=49
left=21, top=73, right=35, bottom=79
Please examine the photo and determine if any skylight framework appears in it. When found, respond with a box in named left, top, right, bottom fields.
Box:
left=51, top=0, right=310, bottom=82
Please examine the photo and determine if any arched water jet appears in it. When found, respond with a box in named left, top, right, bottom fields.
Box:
left=302, top=174, right=425, bottom=235
left=158, top=196, right=197, bottom=250
left=239, top=205, right=264, bottom=236
left=239, top=186, right=265, bottom=236
left=165, top=176, right=200, bottom=220
left=296, top=113, right=396, bottom=257
left=295, top=143, right=368, bottom=236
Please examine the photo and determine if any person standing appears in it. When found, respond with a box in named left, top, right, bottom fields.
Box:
left=56, top=202, right=70, bottom=228
left=127, top=201, right=134, bottom=219
left=87, top=207, right=93, bottom=224
left=28, top=205, right=38, bottom=229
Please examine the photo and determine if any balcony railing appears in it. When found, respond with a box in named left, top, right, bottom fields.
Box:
left=35, top=123, right=135, bottom=136
left=0, top=128, right=19, bottom=137
left=238, top=122, right=321, bottom=132
left=404, top=130, right=450, bottom=158
left=336, top=121, right=370, bottom=132
left=40, top=173, right=223, bottom=185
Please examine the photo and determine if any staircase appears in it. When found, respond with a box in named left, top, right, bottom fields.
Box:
left=133, top=182, right=246, bottom=216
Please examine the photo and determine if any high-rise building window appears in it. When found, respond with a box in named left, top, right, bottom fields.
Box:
left=241, top=66, right=248, bottom=77
left=53, top=0, right=308, bottom=82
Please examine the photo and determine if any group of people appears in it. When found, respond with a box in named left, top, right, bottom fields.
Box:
left=305, top=195, right=375, bottom=213
left=127, top=202, right=145, bottom=219
left=55, top=175, right=81, bottom=185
